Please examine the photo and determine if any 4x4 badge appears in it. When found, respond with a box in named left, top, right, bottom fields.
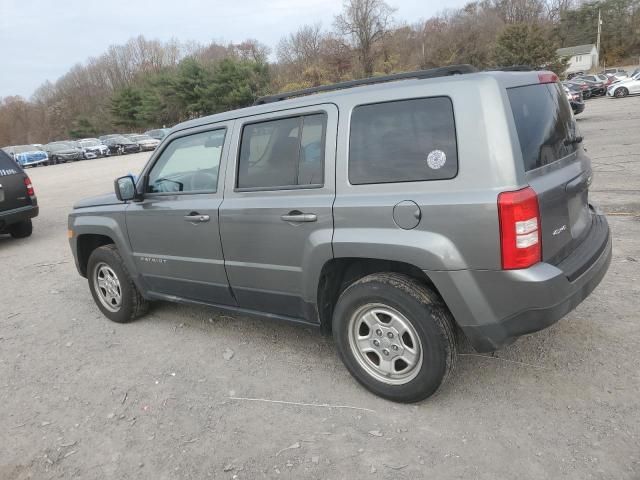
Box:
left=553, top=225, right=567, bottom=236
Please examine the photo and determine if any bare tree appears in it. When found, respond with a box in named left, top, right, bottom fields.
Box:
left=334, top=0, right=396, bottom=77
left=277, top=23, right=324, bottom=65
left=234, top=39, right=271, bottom=63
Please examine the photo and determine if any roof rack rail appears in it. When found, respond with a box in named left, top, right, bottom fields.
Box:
left=254, top=64, right=478, bottom=105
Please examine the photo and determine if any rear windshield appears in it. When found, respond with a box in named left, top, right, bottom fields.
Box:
left=0, top=150, right=20, bottom=172
left=508, top=83, right=577, bottom=172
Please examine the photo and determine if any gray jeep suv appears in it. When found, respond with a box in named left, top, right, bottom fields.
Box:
left=68, top=66, right=611, bottom=402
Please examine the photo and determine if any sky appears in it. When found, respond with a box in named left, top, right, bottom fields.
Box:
left=0, top=0, right=467, bottom=99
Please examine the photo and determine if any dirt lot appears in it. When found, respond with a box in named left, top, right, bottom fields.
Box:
left=1, top=96, right=639, bottom=480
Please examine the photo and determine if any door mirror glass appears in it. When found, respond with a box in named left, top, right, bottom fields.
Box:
left=114, top=175, right=136, bottom=201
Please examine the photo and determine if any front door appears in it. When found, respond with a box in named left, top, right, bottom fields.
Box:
left=219, top=105, right=337, bottom=320
left=125, top=125, right=235, bottom=305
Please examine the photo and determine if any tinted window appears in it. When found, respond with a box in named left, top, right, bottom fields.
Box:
left=0, top=150, right=20, bottom=171
left=508, top=83, right=577, bottom=172
left=147, top=129, right=225, bottom=193
left=237, top=114, right=326, bottom=189
left=349, top=97, right=458, bottom=185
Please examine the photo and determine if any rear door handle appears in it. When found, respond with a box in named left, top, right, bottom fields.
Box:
left=280, top=211, right=317, bottom=223
left=184, top=213, right=210, bottom=223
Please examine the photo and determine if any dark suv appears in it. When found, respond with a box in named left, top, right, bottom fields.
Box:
left=0, top=150, right=38, bottom=238
left=68, top=66, right=611, bottom=402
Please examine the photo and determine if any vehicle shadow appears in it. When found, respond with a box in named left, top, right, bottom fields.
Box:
left=136, top=299, right=568, bottom=405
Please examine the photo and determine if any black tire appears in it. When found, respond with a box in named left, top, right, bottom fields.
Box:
left=9, top=219, right=33, bottom=238
left=615, top=87, right=628, bottom=98
left=332, top=273, right=456, bottom=403
left=87, top=244, right=148, bottom=323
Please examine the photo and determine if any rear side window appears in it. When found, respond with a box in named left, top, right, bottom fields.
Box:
left=237, top=114, right=326, bottom=189
left=508, top=83, right=577, bottom=172
left=0, top=150, right=20, bottom=175
left=349, top=97, right=458, bottom=185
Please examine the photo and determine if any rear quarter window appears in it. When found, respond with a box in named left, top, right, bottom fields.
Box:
left=0, top=150, right=21, bottom=175
left=349, top=97, right=458, bottom=185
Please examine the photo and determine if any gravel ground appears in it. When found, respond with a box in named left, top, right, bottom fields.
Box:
left=1, top=96, right=639, bottom=480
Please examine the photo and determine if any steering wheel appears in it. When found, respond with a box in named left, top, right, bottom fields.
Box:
left=189, top=172, right=218, bottom=191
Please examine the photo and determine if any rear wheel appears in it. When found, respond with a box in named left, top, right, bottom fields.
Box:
left=9, top=219, right=32, bottom=238
left=615, top=87, right=629, bottom=98
left=332, top=273, right=457, bottom=403
left=87, top=245, right=148, bottom=323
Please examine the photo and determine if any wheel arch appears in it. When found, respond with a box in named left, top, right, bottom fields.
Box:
left=316, top=257, right=446, bottom=333
left=76, top=233, right=115, bottom=277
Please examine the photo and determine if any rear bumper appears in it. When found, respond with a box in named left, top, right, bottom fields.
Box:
left=429, top=213, right=612, bottom=352
left=0, top=204, right=39, bottom=231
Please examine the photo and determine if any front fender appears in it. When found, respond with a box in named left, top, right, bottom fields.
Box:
left=68, top=211, right=139, bottom=283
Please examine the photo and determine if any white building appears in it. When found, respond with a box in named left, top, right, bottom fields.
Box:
left=557, top=44, right=599, bottom=74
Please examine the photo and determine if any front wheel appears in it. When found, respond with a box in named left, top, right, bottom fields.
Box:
left=615, top=87, right=629, bottom=98
left=332, top=273, right=457, bottom=403
left=87, top=245, right=148, bottom=323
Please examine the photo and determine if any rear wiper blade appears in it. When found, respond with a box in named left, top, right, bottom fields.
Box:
left=564, top=136, right=583, bottom=146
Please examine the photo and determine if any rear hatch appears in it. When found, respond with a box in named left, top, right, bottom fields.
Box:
left=507, top=80, right=592, bottom=265
left=0, top=150, right=31, bottom=213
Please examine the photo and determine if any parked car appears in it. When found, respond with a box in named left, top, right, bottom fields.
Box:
left=563, top=80, right=592, bottom=99
left=602, top=68, right=628, bottom=77
left=76, top=139, right=110, bottom=159
left=99, top=135, right=141, bottom=155
left=566, top=71, right=585, bottom=80
left=563, top=85, right=585, bottom=115
left=576, top=78, right=607, bottom=96
left=145, top=128, right=171, bottom=141
left=576, top=74, right=614, bottom=89
left=124, top=134, right=160, bottom=151
left=0, top=149, right=38, bottom=238
left=2, top=145, right=49, bottom=167
left=44, top=141, right=83, bottom=164
left=68, top=66, right=611, bottom=402
left=607, top=70, right=640, bottom=98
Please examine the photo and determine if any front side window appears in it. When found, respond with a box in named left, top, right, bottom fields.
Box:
left=237, top=114, right=326, bottom=189
left=147, top=129, right=225, bottom=193
left=349, top=97, right=458, bottom=185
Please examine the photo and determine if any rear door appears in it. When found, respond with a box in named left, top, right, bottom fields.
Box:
left=507, top=81, right=592, bottom=264
left=0, top=151, right=29, bottom=212
left=219, top=105, right=337, bottom=320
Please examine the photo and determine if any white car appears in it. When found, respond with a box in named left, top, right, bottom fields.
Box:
left=607, top=71, right=640, bottom=98
left=125, top=134, right=161, bottom=151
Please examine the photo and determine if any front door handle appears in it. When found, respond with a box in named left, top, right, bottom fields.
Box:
left=280, top=211, right=317, bottom=223
left=184, top=213, right=210, bottom=223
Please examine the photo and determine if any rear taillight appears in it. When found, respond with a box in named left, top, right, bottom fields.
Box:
left=24, top=176, right=35, bottom=196
left=498, top=187, right=541, bottom=270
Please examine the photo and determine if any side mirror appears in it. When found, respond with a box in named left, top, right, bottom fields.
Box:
left=114, top=175, right=137, bottom=201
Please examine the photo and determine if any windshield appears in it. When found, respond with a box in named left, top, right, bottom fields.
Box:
left=80, top=140, right=100, bottom=147
left=508, top=82, right=577, bottom=172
